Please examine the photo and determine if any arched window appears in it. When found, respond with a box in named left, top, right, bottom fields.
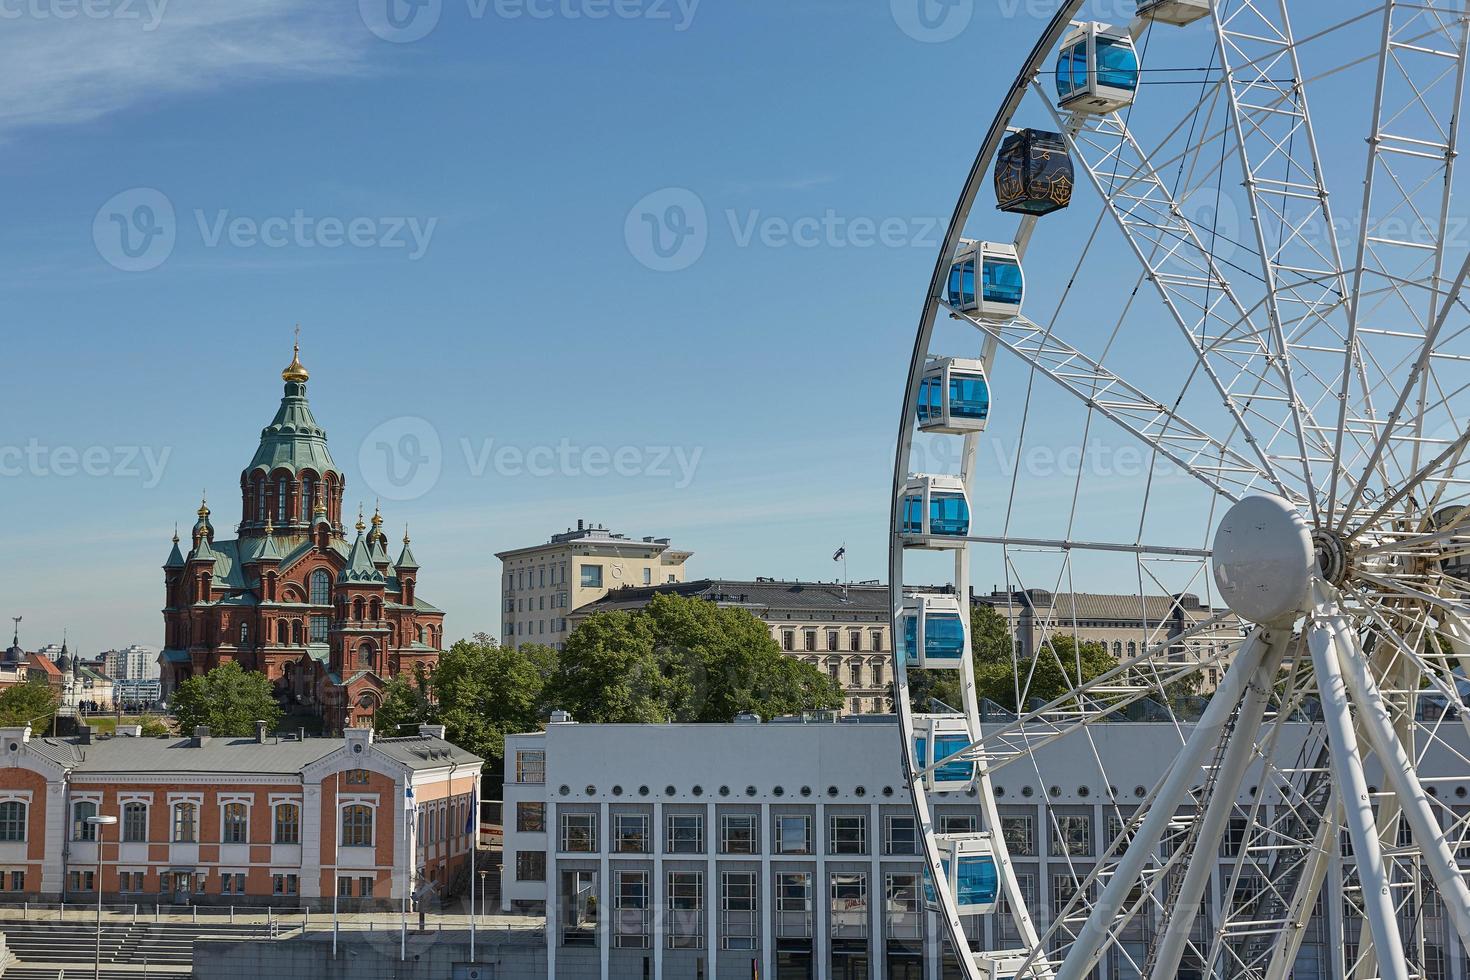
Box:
left=416, top=626, right=425, bottom=645
left=172, top=803, right=197, bottom=842
left=1113, top=641, right=1122, bottom=657
left=369, top=598, right=381, bottom=621
left=310, top=570, right=331, bottom=606
left=274, top=803, right=300, bottom=844
left=292, top=621, right=303, bottom=645
left=72, top=800, right=97, bottom=841
left=256, top=479, right=266, bottom=523
left=300, top=476, right=314, bottom=522
left=341, top=805, right=374, bottom=847
left=276, top=477, right=288, bottom=524
left=358, top=641, right=376, bottom=668
left=0, top=801, right=26, bottom=842
left=353, top=598, right=365, bottom=621
left=222, top=803, right=248, bottom=843
left=122, top=802, right=147, bottom=842
left=239, top=622, right=249, bottom=647
left=1127, top=641, right=1137, bottom=657
left=277, top=621, right=289, bottom=645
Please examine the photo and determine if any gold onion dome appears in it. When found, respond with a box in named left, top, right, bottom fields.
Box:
left=282, top=338, right=309, bottom=383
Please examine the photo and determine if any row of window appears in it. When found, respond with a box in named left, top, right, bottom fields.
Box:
left=235, top=611, right=439, bottom=649
left=415, top=794, right=474, bottom=847
left=560, top=869, right=922, bottom=948
left=63, top=869, right=304, bottom=896
left=68, top=800, right=376, bottom=847
left=506, top=618, right=569, bottom=638
left=782, top=628, right=887, bottom=654
left=548, top=811, right=916, bottom=858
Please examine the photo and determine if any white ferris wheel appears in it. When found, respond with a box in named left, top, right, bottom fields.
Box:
left=888, top=1, right=1470, bottom=978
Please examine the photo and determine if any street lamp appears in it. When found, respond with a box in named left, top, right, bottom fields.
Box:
left=478, top=870, right=488, bottom=924
left=85, top=814, right=118, bottom=980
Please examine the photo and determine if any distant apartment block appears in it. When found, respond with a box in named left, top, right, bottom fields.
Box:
left=496, top=521, right=692, bottom=650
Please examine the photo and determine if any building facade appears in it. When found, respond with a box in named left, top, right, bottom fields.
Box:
left=496, top=521, right=692, bottom=650
left=572, top=580, right=895, bottom=713
left=501, top=717, right=1470, bottom=980
left=159, top=344, right=446, bottom=732
left=0, top=723, right=480, bottom=909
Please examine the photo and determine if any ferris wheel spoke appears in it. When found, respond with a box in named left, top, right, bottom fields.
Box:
left=951, top=306, right=1285, bottom=502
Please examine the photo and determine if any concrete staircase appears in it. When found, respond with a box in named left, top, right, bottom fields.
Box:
left=0, top=919, right=273, bottom=974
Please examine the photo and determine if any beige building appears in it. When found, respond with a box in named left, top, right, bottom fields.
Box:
left=570, top=579, right=895, bottom=714
left=496, top=521, right=692, bottom=650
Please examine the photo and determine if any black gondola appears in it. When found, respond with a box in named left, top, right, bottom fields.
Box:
left=994, top=129, right=1073, bottom=216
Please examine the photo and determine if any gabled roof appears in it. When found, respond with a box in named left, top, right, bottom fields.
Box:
left=338, top=530, right=385, bottom=585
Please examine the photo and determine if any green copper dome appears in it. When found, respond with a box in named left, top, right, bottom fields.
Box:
left=247, top=377, right=340, bottom=477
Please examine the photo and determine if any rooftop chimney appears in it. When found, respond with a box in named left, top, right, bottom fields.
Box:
left=549, top=709, right=574, bottom=724
left=577, top=519, right=585, bottom=531
left=254, top=720, right=268, bottom=744
left=191, top=725, right=210, bottom=747
left=418, top=723, right=447, bottom=739
left=77, top=724, right=92, bottom=746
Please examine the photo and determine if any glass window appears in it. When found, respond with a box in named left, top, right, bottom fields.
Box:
left=516, top=802, right=546, bottom=833
left=870, top=629, right=883, bottom=651
left=222, top=803, right=248, bottom=843
left=947, top=256, right=977, bottom=309
left=642, top=568, right=652, bottom=585
left=950, top=373, right=990, bottom=420
left=830, top=872, right=868, bottom=939
left=666, top=813, right=704, bottom=854
left=275, top=803, right=300, bottom=844
left=276, top=477, right=288, bottom=524
left=720, top=814, right=758, bottom=854
left=560, top=812, right=597, bottom=852
left=827, top=630, right=839, bottom=652
left=1050, top=814, right=1092, bottom=857
left=172, top=803, right=197, bottom=843
left=722, top=871, right=758, bottom=950
left=828, top=814, right=867, bottom=855
left=928, top=492, right=970, bottom=535
left=886, top=873, right=921, bottom=940
left=614, top=871, right=650, bottom=948
left=516, top=851, right=546, bottom=882
left=300, top=477, right=313, bottom=522
left=515, top=751, right=545, bottom=784
left=1002, top=814, right=1036, bottom=857
left=72, top=800, right=98, bottom=841
left=310, top=570, right=330, bottom=606
left=0, top=801, right=25, bottom=842
left=667, top=871, right=704, bottom=949
left=613, top=813, right=649, bottom=853
left=848, top=630, right=861, bottom=652
left=885, top=815, right=917, bottom=855
left=341, top=804, right=374, bottom=847
left=782, top=630, right=794, bottom=651
left=580, top=565, right=603, bottom=589
left=776, top=873, right=813, bottom=939
left=939, top=814, right=977, bottom=834
left=848, top=662, right=862, bottom=686
left=121, top=802, right=146, bottom=843
left=1096, top=36, right=1139, bottom=91
left=310, top=615, right=329, bottom=643
left=776, top=815, right=811, bottom=854
left=345, top=769, right=370, bottom=785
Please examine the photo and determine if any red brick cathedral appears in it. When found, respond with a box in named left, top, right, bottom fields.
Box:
left=160, top=343, right=445, bottom=732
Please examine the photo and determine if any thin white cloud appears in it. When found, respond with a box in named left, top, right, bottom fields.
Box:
left=0, top=0, right=370, bottom=136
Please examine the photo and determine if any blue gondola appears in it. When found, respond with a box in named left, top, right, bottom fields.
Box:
left=914, top=714, right=976, bottom=792
left=995, top=128, right=1073, bottom=216
left=917, top=357, right=990, bottom=434
left=1055, top=22, right=1139, bottom=115
left=924, top=834, right=1000, bottom=915
left=948, top=240, right=1023, bottom=320
left=899, top=475, right=970, bottom=548
left=899, top=594, right=968, bottom=668
left=1137, top=0, right=1209, bottom=26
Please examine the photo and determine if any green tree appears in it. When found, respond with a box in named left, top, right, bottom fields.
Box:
left=0, top=681, right=57, bottom=731
left=169, top=661, right=283, bottom=737
left=373, top=663, right=434, bottom=738
left=549, top=593, right=842, bottom=724
left=976, top=634, right=1116, bottom=712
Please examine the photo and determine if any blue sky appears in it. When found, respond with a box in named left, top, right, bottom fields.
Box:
left=0, top=0, right=1400, bottom=656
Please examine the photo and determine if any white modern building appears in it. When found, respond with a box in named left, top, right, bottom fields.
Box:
left=501, top=716, right=1470, bottom=980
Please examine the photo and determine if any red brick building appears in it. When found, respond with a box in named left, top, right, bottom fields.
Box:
left=160, top=344, right=446, bottom=731
left=0, top=723, right=480, bottom=907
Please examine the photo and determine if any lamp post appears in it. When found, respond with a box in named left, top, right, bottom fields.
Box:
left=85, top=814, right=118, bottom=980
left=478, top=870, right=488, bottom=923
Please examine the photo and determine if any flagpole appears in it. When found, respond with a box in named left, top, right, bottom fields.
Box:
left=332, top=767, right=340, bottom=957
left=402, top=775, right=412, bottom=961
left=469, top=780, right=477, bottom=963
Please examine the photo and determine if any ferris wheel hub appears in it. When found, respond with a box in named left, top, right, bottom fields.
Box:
left=1212, top=495, right=1316, bottom=626
left=1312, top=526, right=1353, bottom=587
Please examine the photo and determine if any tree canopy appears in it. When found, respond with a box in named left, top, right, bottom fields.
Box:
left=170, top=660, right=283, bottom=736
left=547, top=593, right=844, bottom=723
left=0, top=681, right=57, bottom=732
left=374, top=633, right=557, bottom=767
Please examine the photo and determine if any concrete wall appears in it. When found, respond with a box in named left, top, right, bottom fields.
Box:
left=194, top=929, right=548, bottom=980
